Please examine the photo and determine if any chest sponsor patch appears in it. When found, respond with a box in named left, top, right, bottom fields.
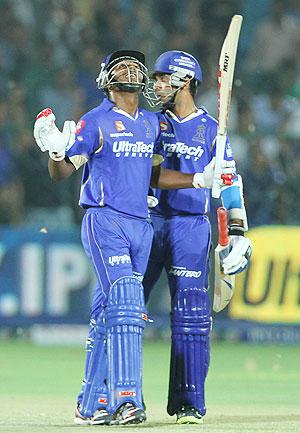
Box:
left=112, top=140, right=154, bottom=157
left=115, top=120, right=126, bottom=132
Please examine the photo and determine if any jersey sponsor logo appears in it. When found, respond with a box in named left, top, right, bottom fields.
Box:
left=162, top=132, right=175, bottom=138
left=192, top=124, right=206, bottom=143
left=109, top=254, right=131, bottom=266
left=112, top=141, right=154, bottom=158
left=163, top=141, right=204, bottom=160
left=115, top=120, right=126, bottom=132
left=174, top=56, right=195, bottom=65
left=75, top=119, right=86, bottom=134
left=119, top=391, right=136, bottom=397
left=160, top=121, right=168, bottom=131
left=110, top=132, right=133, bottom=138
left=98, top=397, right=108, bottom=404
left=169, top=265, right=202, bottom=278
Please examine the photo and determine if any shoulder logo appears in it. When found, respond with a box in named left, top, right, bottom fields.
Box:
left=160, top=121, right=168, bottom=131
left=115, top=120, right=126, bottom=132
left=75, top=119, right=86, bottom=134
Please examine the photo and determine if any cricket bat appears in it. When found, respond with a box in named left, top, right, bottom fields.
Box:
left=213, top=207, right=235, bottom=313
left=212, top=14, right=243, bottom=198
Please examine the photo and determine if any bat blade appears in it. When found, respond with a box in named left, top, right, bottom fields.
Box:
left=212, top=15, right=243, bottom=198
left=213, top=207, right=235, bottom=312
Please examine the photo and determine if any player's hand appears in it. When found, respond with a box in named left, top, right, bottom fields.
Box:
left=222, top=234, right=252, bottom=275
left=34, top=108, right=76, bottom=161
left=192, top=157, right=235, bottom=189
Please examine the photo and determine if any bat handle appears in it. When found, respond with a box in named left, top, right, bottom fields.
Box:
left=217, top=207, right=229, bottom=246
left=212, top=182, right=221, bottom=198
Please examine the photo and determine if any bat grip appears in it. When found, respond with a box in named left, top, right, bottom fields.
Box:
left=217, top=206, right=229, bottom=246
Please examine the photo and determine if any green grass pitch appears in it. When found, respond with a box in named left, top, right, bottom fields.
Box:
left=1, top=339, right=300, bottom=433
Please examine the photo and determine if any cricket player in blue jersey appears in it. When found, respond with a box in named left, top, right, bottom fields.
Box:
left=33, top=50, right=234, bottom=426
left=143, top=51, right=252, bottom=424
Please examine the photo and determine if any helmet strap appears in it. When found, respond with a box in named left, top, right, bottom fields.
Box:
left=112, top=83, right=144, bottom=93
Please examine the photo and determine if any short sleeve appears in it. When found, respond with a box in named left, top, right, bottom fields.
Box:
left=66, top=114, right=101, bottom=169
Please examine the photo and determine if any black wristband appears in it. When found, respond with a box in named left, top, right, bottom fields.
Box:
left=229, top=225, right=245, bottom=236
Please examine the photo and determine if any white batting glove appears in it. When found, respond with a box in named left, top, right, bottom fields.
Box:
left=222, top=232, right=252, bottom=275
left=147, top=195, right=159, bottom=208
left=192, top=157, right=235, bottom=189
left=34, top=108, right=76, bottom=161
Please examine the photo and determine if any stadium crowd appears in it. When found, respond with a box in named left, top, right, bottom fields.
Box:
left=0, top=0, right=299, bottom=227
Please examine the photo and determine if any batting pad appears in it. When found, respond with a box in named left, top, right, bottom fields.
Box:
left=106, top=276, right=147, bottom=413
left=79, top=315, right=108, bottom=417
left=168, top=287, right=211, bottom=416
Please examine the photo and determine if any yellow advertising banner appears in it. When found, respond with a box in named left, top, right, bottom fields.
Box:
left=229, top=226, right=300, bottom=323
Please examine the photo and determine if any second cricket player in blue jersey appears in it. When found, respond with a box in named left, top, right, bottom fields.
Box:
left=143, top=50, right=252, bottom=425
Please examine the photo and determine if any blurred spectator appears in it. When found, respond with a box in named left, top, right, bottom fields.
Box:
left=75, top=45, right=105, bottom=110
left=0, top=0, right=299, bottom=227
left=20, top=39, right=56, bottom=118
left=243, top=143, right=277, bottom=226
left=0, top=97, right=24, bottom=224
left=246, top=0, right=300, bottom=81
left=250, top=75, right=291, bottom=136
left=39, top=67, right=85, bottom=126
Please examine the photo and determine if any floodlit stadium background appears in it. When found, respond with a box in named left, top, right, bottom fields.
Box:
left=1, top=1, right=300, bottom=432
left=1, top=0, right=299, bottom=343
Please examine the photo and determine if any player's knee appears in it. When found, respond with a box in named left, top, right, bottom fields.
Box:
left=171, top=286, right=211, bottom=335
left=106, top=276, right=147, bottom=328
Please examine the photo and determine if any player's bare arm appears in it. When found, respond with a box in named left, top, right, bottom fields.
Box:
left=151, top=166, right=194, bottom=189
left=48, top=158, right=75, bottom=181
left=151, top=159, right=235, bottom=189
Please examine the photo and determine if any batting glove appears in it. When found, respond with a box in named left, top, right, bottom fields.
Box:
left=192, top=157, right=235, bottom=189
left=222, top=226, right=252, bottom=275
left=34, top=108, right=76, bottom=161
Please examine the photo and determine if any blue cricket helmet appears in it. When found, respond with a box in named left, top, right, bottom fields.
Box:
left=153, top=50, right=202, bottom=83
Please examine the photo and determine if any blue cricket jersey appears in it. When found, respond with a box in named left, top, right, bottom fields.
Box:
left=66, top=98, right=162, bottom=219
left=153, top=107, right=234, bottom=216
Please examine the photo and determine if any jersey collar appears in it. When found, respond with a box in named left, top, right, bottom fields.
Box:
left=165, top=108, right=205, bottom=123
left=100, top=98, right=115, bottom=111
left=100, top=97, right=139, bottom=120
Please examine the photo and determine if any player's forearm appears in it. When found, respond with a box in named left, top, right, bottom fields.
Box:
left=48, top=158, right=75, bottom=181
left=151, top=167, right=194, bottom=189
left=221, top=174, right=248, bottom=230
